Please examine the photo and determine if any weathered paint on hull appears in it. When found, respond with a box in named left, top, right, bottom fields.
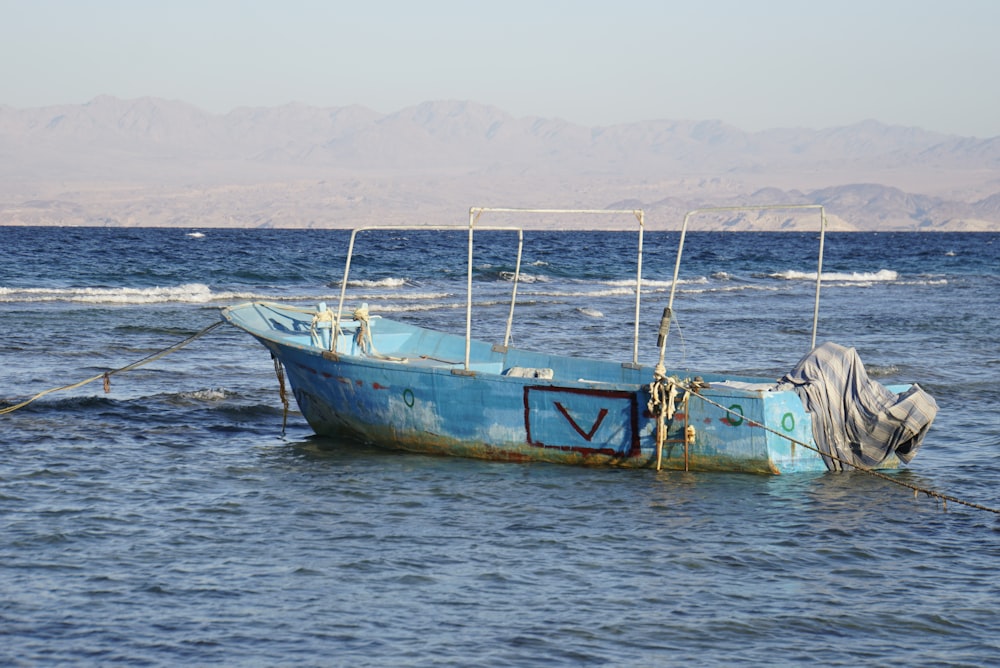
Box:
left=258, top=336, right=826, bottom=475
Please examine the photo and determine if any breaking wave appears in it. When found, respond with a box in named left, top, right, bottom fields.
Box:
left=498, top=271, right=549, bottom=283
left=768, top=269, right=899, bottom=283
left=0, top=283, right=251, bottom=305
left=345, top=277, right=409, bottom=288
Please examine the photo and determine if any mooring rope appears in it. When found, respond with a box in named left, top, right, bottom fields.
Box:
left=676, top=380, right=1000, bottom=514
left=353, top=303, right=375, bottom=354
left=272, top=354, right=289, bottom=436
left=647, top=371, right=678, bottom=471
left=0, top=321, right=225, bottom=415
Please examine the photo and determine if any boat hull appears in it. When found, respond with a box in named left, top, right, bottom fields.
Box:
left=222, top=302, right=843, bottom=474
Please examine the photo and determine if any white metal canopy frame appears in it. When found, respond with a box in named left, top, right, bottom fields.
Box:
left=332, top=205, right=826, bottom=371
left=332, top=208, right=645, bottom=370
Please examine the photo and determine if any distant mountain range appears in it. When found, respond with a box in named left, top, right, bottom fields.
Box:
left=1, top=95, right=998, bottom=230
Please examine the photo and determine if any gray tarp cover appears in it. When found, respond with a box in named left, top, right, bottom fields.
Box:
left=775, top=342, right=938, bottom=471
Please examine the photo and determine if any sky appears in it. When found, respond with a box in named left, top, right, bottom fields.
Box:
left=2, top=0, right=999, bottom=137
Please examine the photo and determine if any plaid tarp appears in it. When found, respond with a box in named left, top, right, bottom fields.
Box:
left=776, top=342, right=938, bottom=471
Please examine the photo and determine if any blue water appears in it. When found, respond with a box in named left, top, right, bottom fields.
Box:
left=2, top=226, right=999, bottom=666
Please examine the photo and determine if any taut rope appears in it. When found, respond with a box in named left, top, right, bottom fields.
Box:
left=676, top=380, right=1000, bottom=515
left=0, top=321, right=224, bottom=415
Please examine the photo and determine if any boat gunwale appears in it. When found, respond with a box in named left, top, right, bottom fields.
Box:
left=224, top=300, right=788, bottom=399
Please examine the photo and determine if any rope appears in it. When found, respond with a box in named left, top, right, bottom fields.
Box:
left=349, top=304, right=406, bottom=362
left=648, top=371, right=708, bottom=471
left=272, top=354, right=289, bottom=436
left=647, top=367, right=678, bottom=471
left=676, top=380, right=1000, bottom=515
left=0, top=321, right=224, bottom=415
left=310, top=303, right=335, bottom=350
left=353, top=304, right=374, bottom=354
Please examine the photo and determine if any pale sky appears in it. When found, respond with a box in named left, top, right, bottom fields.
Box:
left=2, top=0, right=998, bottom=137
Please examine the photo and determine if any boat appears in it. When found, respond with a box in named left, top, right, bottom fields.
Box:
left=221, top=206, right=937, bottom=474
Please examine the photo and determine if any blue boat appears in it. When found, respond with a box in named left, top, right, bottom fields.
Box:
left=221, top=206, right=937, bottom=474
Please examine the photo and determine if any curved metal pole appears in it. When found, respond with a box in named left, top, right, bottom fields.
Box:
left=658, top=209, right=693, bottom=368
left=334, top=228, right=362, bottom=348
left=664, top=204, right=827, bottom=359
left=503, top=229, right=524, bottom=349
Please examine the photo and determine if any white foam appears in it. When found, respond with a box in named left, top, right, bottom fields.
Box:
left=499, top=271, right=548, bottom=283
left=346, top=277, right=408, bottom=288
left=682, top=284, right=781, bottom=295
left=770, top=269, right=899, bottom=283
left=600, top=277, right=708, bottom=289
left=0, top=283, right=226, bottom=304
left=179, top=388, right=232, bottom=401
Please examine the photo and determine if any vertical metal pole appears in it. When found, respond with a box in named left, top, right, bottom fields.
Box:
left=466, top=209, right=475, bottom=369
left=632, top=210, right=644, bottom=366
left=811, top=207, right=827, bottom=350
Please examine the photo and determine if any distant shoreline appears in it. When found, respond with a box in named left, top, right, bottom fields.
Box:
left=3, top=97, right=998, bottom=233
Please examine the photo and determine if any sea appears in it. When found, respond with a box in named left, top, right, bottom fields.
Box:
left=1, top=225, right=998, bottom=666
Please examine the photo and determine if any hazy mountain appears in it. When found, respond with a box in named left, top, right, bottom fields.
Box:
left=1, top=96, right=998, bottom=230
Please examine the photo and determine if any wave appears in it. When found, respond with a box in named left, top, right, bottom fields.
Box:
left=0, top=282, right=563, bottom=307
left=320, top=277, right=714, bottom=305
left=4, top=268, right=906, bottom=308
left=0, top=283, right=407, bottom=306
left=498, top=271, right=549, bottom=283
left=347, top=277, right=409, bottom=288
left=1, top=394, right=118, bottom=412
left=0, top=277, right=775, bottom=308
left=899, top=278, right=949, bottom=286
left=173, top=388, right=236, bottom=402
left=682, top=284, right=782, bottom=295
left=767, top=269, right=899, bottom=283
left=325, top=277, right=411, bottom=289
left=598, top=277, right=707, bottom=289
left=155, top=389, right=290, bottom=416
left=496, top=273, right=707, bottom=287
left=0, top=283, right=246, bottom=304
left=3, top=386, right=284, bottom=417
left=354, top=301, right=467, bottom=313
left=351, top=291, right=453, bottom=301
left=522, top=287, right=643, bottom=299
left=865, top=364, right=901, bottom=378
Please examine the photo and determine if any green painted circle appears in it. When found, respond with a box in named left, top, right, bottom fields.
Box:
left=727, top=404, right=744, bottom=427
left=402, top=388, right=415, bottom=408
left=782, top=412, right=795, bottom=432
